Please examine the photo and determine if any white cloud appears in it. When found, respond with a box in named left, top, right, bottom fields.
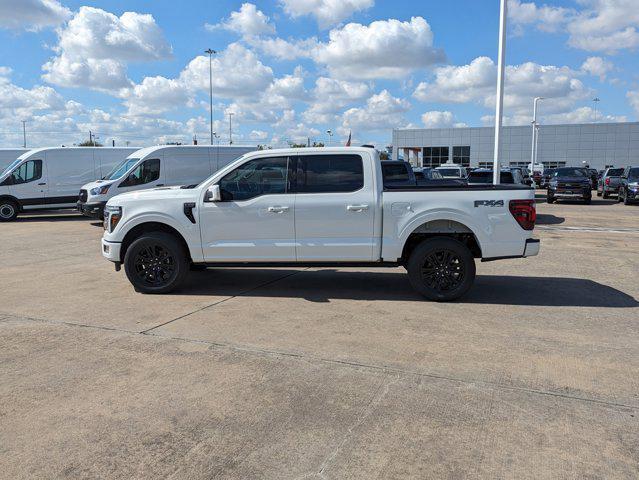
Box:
left=421, top=111, right=467, bottom=129
left=248, top=36, right=318, bottom=60
left=0, top=68, right=65, bottom=117
left=0, top=0, right=71, bottom=31
left=580, top=56, right=614, bottom=80
left=342, top=90, right=410, bottom=131
left=42, top=6, right=172, bottom=92
left=279, top=0, right=374, bottom=29
left=314, top=17, right=445, bottom=79
left=484, top=106, right=627, bottom=126
left=122, top=76, right=190, bottom=116
left=207, top=3, right=275, bottom=37
left=303, top=76, right=370, bottom=123
left=249, top=130, right=269, bottom=140
left=567, top=0, right=639, bottom=53
left=508, top=0, right=573, bottom=33
left=179, top=43, right=273, bottom=98
left=414, top=57, right=592, bottom=121
left=628, top=90, right=639, bottom=116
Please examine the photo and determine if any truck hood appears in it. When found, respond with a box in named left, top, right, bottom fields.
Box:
left=107, top=186, right=196, bottom=205
left=553, top=176, right=590, bottom=183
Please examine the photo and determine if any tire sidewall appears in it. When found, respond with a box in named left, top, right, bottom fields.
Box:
left=0, top=200, right=18, bottom=222
left=407, top=237, right=476, bottom=302
left=124, top=232, right=188, bottom=294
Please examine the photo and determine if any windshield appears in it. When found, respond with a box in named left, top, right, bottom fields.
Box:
left=607, top=168, right=624, bottom=176
left=437, top=168, right=460, bottom=177
left=468, top=171, right=514, bottom=183
left=553, top=168, right=587, bottom=177
left=628, top=168, right=639, bottom=181
left=104, top=158, right=140, bottom=180
left=1, top=157, right=24, bottom=177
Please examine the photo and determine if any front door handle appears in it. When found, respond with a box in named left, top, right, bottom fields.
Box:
left=346, top=204, right=369, bottom=212
left=38, top=182, right=46, bottom=185
left=267, top=206, right=289, bottom=213
left=156, top=183, right=164, bottom=187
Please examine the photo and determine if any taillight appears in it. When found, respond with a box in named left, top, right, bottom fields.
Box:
left=509, top=200, right=536, bottom=230
left=605, top=178, right=610, bottom=185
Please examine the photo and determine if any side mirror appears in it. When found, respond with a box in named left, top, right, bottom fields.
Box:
left=204, top=184, right=221, bottom=202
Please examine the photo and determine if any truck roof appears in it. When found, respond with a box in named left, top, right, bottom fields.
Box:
left=17, top=146, right=137, bottom=160
left=240, top=146, right=377, bottom=159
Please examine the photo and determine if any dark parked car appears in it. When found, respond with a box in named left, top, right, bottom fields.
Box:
left=540, top=168, right=556, bottom=189
left=466, top=168, right=524, bottom=185
left=618, top=166, right=639, bottom=205
left=413, top=167, right=444, bottom=181
left=510, top=167, right=532, bottom=186
left=547, top=167, right=592, bottom=204
left=597, top=167, right=624, bottom=198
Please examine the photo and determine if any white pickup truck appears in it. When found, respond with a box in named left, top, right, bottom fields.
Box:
left=101, top=147, right=539, bottom=301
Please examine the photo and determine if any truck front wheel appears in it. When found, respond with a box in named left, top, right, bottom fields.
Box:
left=0, top=199, right=18, bottom=222
left=407, top=238, right=476, bottom=302
left=124, top=232, right=189, bottom=294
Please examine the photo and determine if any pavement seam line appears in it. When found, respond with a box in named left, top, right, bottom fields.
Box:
left=6, top=313, right=639, bottom=412
left=139, top=268, right=311, bottom=334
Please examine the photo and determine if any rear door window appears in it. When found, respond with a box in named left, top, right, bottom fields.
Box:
left=297, top=154, right=363, bottom=193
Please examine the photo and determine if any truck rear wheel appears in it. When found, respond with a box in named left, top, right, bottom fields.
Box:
left=407, top=238, right=476, bottom=302
left=0, top=199, right=18, bottom=222
left=124, top=232, right=189, bottom=294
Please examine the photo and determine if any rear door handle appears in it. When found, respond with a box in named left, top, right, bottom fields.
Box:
left=38, top=182, right=46, bottom=185
left=267, top=206, right=289, bottom=213
left=346, top=204, right=369, bottom=212
left=156, top=184, right=164, bottom=187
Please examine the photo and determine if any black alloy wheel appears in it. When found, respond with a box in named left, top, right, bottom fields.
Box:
left=407, top=238, right=476, bottom=301
left=124, top=232, right=188, bottom=294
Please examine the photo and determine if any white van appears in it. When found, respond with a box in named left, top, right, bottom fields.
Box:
left=0, top=147, right=136, bottom=221
left=78, top=145, right=256, bottom=218
left=0, top=149, right=30, bottom=172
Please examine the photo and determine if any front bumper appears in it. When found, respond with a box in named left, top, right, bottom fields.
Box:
left=101, top=238, right=121, bottom=263
left=548, top=187, right=590, bottom=198
left=77, top=201, right=106, bottom=218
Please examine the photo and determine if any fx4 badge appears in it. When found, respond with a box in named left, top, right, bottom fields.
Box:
left=474, top=200, right=504, bottom=207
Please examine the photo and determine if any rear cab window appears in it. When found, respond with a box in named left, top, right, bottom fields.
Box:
left=296, top=154, right=363, bottom=193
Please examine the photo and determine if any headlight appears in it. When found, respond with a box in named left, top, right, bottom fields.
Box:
left=90, top=184, right=111, bottom=196
left=104, top=205, right=122, bottom=232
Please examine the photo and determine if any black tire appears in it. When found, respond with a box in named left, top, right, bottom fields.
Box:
left=624, top=192, right=632, bottom=205
left=0, top=199, right=19, bottom=222
left=617, top=190, right=624, bottom=202
left=602, top=191, right=609, bottom=199
left=124, top=232, right=189, bottom=294
left=596, top=190, right=602, bottom=197
left=547, top=195, right=555, bottom=204
left=584, top=196, right=591, bottom=205
left=406, top=238, right=476, bottom=302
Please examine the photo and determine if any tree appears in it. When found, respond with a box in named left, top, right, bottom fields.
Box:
left=78, top=140, right=103, bottom=147
left=379, top=151, right=390, bottom=160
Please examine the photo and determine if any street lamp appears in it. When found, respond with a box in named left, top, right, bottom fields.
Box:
left=204, top=48, right=217, bottom=145
left=228, top=112, right=234, bottom=145
left=326, top=129, right=333, bottom=146
left=592, top=97, right=600, bottom=123
left=492, top=0, right=508, bottom=185
left=530, top=97, right=544, bottom=187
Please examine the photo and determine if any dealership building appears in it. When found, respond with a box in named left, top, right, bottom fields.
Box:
left=392, top=121, right=639, bottom=171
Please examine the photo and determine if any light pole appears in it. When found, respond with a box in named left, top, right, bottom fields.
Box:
left=530, top=97, right=544, bottom=187
left=228, top=112, right=234, bottom=145
left=204, top=48, right=217, bottom=145
left=326, top=129, right=333, bottom=146
left=592, top=97, right=600, bottom=123
left=492, top=0, right=508, bottom=185
left=534, top=123, right=540, bottom=167
left=21, top=120, right=26, bottom=148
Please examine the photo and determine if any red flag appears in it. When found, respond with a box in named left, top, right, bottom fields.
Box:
left=345, top=130, right=351, bottom=146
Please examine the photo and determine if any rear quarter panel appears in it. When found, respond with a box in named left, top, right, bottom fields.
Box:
left=381, top=188, right=536, bottom=261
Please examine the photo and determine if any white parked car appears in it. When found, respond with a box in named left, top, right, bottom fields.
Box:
left=435, top=164, right=468, bottom=179
left=101, top=147, right=539, bottom=301
left=78, top=145, right=256, bottom=219
left=0, top=147, right=136, bottom=221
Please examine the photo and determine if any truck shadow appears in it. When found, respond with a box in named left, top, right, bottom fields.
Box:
left=182, top=269, right=638, bottom=308
left=536, top=214, right=565, bottom=225
left=17, top=213, right=87, bottom=222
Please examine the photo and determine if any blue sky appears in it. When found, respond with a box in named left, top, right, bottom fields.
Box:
left=0, top=0, right=637, bottom=148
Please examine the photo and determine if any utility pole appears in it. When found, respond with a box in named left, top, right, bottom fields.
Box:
left=530, top=97, right=544, bottom=187
left=228, top=112, right=234, bottom=145
left=21, top=120, right=26, bottom=148
left=204, top=49, right=217, bottom=145
left=492, top=0, right=508, bottom=185
left=326, top=129, right=333, bottom=146
left=89, top=130, right=93, bottom=145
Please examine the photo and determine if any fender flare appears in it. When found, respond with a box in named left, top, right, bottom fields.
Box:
left=0, top=195, right=21, bottom=210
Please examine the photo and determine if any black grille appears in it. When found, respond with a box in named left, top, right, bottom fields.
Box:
left=79, top=189, right=87, bottom=202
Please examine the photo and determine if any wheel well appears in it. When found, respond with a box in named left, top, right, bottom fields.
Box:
left=120, top=222, right=192, bottom=263
left=0, top=195, right=20, bottom=207
left=400, top=220, right=482, bottom=263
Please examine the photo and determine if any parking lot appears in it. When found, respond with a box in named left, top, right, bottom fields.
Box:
left=1, top=195, right=638, bottom=479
